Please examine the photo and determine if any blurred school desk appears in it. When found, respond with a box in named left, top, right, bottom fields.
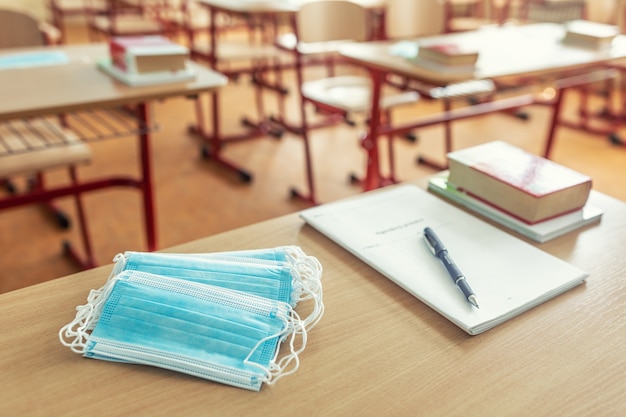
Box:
left=340, top=22, right=626, bottom=190
left=0, top=43, right=227, bottom=263
left=0, top=180, right=624, bottom=417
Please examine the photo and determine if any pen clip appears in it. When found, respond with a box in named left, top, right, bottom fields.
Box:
left=423, top=232, right=437, bottom=256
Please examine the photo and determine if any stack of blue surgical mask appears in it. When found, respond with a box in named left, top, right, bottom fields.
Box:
left=59, top=246, right=324, bottom=391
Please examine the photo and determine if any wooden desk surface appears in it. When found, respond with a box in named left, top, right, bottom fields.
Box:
left=1, top=183, right=624, bottom=416
left=340, top=23, right=626, bottom=85
left=0, top=44, right=228, bottom=121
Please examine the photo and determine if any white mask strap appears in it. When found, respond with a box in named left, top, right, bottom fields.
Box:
left=58, top=278, right=118, bottom=354
left=244, top=308, right=308, bottom=386
left=108, top=252, right=129, bottom=280
left=288, top=250, right=324, bottom=330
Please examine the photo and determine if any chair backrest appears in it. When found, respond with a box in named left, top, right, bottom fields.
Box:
left=519, top=0, right=586, bottom=23
left=385, top=0, right=445, bottom=39
left=0, top=8, right=46, bottom=49
left=296, top=1, right=369, bottom=44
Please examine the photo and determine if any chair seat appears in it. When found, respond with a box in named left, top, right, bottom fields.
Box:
left=192, top=40, right=284, bottom=62
left=302, top=75, right=419, bottom=113
left=448, top=17, right=498, bottom=32
left=276, top=33, right=358, bottom=56
left=0, top=119, right=91, bottom=177
left=427, top=79, right=496, bottom=99
left=52, top=0, right=107, bottom=13
left=92, top=15, right=166, bottom=35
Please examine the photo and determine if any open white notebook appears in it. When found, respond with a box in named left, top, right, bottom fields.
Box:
left=300, top=184, right=588, bottom=335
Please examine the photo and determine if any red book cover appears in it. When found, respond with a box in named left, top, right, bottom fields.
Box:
left=447, top=141, right=592, bottom=223
left=424, top=43, right=471, bottom=55
left=471, top=148, right=589, bottom=198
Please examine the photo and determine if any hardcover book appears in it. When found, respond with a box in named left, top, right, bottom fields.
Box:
left=109, top=36, right=189, bottom=74
left=447, top=141, right=592, bottom=224
left=416, top=42, right=479, bottom=66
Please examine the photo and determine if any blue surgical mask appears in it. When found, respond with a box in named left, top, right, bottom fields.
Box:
left=59, top=270, right=307, bottom=391
left=109, top=246, right=324, bottom=329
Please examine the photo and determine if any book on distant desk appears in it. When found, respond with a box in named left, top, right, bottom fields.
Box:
left=98, top=59, right=196, bottom=86
left=98, top=36, right=196, bottom=86
left=300, top=185, right=588, bottom=335
left=417, top=42, right=479, bottom=66
left=447, top=141, right=592, bottom=224
left=428, top=172, right=602, bottom=243
left=388, top=40, right=477, bottom=74
left=562, top=19, right=618, bottom=50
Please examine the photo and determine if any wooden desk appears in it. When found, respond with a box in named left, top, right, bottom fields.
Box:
left=339, top=23, right=626, bottom=189
left=1, top=182, right=624, bottom=416
left=0, top=44, right=227, bottom=264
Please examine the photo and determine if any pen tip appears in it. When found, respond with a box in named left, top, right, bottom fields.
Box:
left=468, top=295, right=480, bottom=309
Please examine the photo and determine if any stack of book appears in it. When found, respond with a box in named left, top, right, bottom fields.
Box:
left=562, top=19, right=619, bottom=50
left=411, top=41, right=479, bottom=73
left=98, top=35, right=196, bottom=86
left=428, top=141, right=602, bottom=242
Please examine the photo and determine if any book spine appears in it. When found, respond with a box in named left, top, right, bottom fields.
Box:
left=110, top=40, right=131, bottom=73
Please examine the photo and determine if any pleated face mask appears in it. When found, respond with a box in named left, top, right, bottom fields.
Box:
left=109, top=246, right=324, bottom=330
left=59, top=270, right=307, bottom=391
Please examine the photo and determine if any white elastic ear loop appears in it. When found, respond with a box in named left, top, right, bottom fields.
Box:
left=244, top=309, right=308, bottom=386
left=283, top=245, right=307, bottom=266
left=290, top=254, right=324, bottom=330
left=58, top=277, right=118, bottom=354
left=293, top=253, right=323, bottom=302
left=271, top=311, right=307, bottom=381
left=108, top=252, right=130, bottom=280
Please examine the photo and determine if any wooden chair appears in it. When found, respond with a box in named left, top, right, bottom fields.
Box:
left=0, top=8, right=96, bottom=268
left=47, top=0, right=107, bottom=43
left=0, top=8, right=61, bottom=48
left=443, top=0, right=515, bottom=33
left=516, top=0, right=587, bottom=23
left=384, top=0, right=445, bottom=40
left=184, top=0, right=287, bottom=183
left=274, top=0, right=420, bottom=205
left=161, top=0, right=244, bottom=42
left=84, top=0, right=176, bottom=41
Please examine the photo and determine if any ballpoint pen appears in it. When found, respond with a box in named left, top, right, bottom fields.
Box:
left=423, top=227, right=480, bottom=309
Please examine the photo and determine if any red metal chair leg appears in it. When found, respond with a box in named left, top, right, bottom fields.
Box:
left=63, top=165, right=97, bottom=270
left=186, top=93, right=254, bottom=182
left=289, top=131, right=318, bottom=206
left=416, top=99, right=452, bottom=171
left=28, top=172, right=72, bottom=229
left=290, top=91, right=319, bottom=206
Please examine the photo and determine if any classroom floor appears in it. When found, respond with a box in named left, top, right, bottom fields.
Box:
left=2, top=22, right=626, bottom=293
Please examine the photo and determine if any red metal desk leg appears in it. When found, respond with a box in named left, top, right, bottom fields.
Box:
left=542, top=87, right=565, bottom=159
left=361, top=68, right=384, bottom=192
left=137, top=103, right=157, bottom=252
